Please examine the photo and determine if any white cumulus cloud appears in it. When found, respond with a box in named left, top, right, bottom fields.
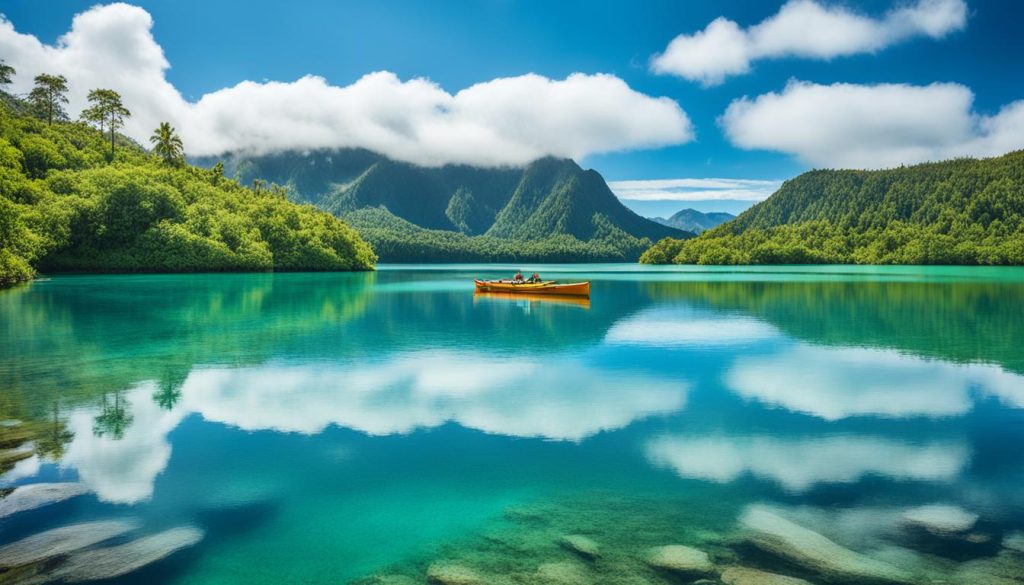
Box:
left=0, top=3, right=693, bottom=166
left=722, top=80, right=1024, bottom=168
left=651, top=0, right=968, bottom=86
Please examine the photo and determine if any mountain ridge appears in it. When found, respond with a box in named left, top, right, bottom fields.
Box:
left=641, top=150, right=1024, bottom=265
left=650, top=208, right=735, bottom=233
left=206, top=149, right=690, bottom=261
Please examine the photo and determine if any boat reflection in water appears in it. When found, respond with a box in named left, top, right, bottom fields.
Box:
left=473, top=290, right=591, bottom=310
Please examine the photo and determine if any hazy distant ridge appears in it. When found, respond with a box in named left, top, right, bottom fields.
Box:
left=650, top=208, right=735, bottom=233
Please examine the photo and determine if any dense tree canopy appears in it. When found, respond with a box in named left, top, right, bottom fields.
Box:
left=642, top=151, right=1024, bottom=265
left=343, top=207, right=655, bottom=262
left=0, top=96, right=375, bottom=287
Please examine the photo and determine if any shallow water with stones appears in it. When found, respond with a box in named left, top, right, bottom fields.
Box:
left=1, top=264, right=1024, bottom=584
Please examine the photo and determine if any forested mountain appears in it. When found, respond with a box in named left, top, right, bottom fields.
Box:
left=650, top=208, right=734, bottom=233
left=642, top=151, right=1024, bottom=265
left=210, top=149, right=689, bottom=261
left=0, top=98, right=375, bottom=287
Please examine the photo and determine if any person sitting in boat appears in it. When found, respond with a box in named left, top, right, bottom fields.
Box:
left=513, top=270, right=524, bottom=283
left=527, top=272, right=541, bottom=283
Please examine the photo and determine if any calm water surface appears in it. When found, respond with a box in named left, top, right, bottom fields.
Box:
left=2, top=264, right=1024, bottom=584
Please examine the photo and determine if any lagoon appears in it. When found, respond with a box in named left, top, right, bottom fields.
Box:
left=2, top=265, right=1024, bottom=584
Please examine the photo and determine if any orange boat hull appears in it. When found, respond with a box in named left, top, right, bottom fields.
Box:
left=474, top=279, right=590, bottom=297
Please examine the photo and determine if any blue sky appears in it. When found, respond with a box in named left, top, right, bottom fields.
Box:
left=3, top=0, right=1023, bottom=214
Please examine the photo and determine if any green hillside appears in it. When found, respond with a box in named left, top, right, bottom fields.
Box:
left=650, top=208, right=734, bottom=233
left=213, top=150, right=689, bottom=261
left=343, top=207, right=656, bottom=262
left=0, top=97, right=375, bottom=287
left=642, top=151, right=1024, bottom=265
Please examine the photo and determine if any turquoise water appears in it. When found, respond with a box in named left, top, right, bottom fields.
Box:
left=2, top=264, right=1024, bottom=584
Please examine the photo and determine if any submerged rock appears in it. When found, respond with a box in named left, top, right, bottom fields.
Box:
left=720, top=566, right=814, bottom=585
left=897, top=504, right=994, bottom=560
left=0, top=519, right=139, bottom=568
left=740, top=505, right=912, bottom=584
left=427, top=563, right=483, bottom=585
left=900, top=504, right=978, bottom=536
left=644, top=544, right=715, bottom=576
left=1004, top=532, right=1024, bottom=554
left=559, top=535, right=600, bottom=560
left=0, top=483, right=89, bottom=519
left=40, top=526, right=204, bottom=583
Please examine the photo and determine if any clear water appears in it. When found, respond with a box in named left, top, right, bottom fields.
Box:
left=2, top=264, right=1024, bottom=584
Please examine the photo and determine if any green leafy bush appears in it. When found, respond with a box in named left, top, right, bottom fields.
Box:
left=0, top=100, right=374, bottom=286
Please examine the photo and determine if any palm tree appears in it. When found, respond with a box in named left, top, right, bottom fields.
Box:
left=150, top=121, right=185, bottom=166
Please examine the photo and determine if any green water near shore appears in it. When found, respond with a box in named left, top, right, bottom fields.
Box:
left=1, top=265, right=1023, bottom=584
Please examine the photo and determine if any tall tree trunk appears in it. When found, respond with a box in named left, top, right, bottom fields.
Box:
left=109, top=122, right=115, bottom=159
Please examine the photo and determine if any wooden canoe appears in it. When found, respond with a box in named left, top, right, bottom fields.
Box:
left=474, top=279, right=590, bottom=297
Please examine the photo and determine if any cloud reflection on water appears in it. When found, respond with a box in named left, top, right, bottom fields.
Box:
left=61, top=383, right=187, bottom=503
left=180, top=352, right=688, bottom=440
left=645, top=434, right=968, bottom=492
left=31, top=317, right=1024, bottom=507
left=53, top=352, right=688, bottom=503
left=605, top=307, right=779, bottom=347
left=727, top=344, right=1024, bottom=420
